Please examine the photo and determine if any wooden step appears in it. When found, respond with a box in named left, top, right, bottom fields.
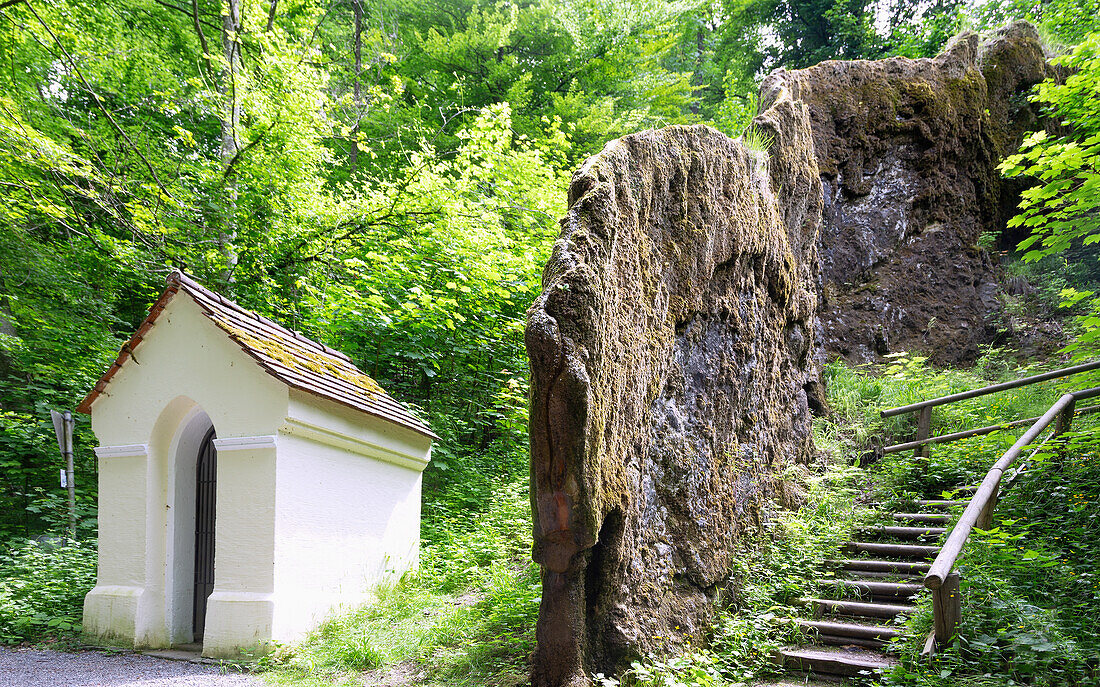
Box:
left=816, top=634, right=887, bottom=650
left=817, top=579, right=923, bottom=599
left=827, top=558, right=931, bottom=575
left=915, top=499, right=966, bottom=509
left=858, top=525, right=947, bottom=540
left=831, top=569, right=924, bottom=581
left=803, top=597, right=916, bottom=619
left=790, top=618, right=902, bottom=642
left=776, top=646, right=898, bottom=677
left=892, top=512, right=951, bottom=524
left=843, top=541, right=939, bottom=559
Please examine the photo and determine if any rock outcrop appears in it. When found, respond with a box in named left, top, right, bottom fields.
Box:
left=525, top=87, right=821, bottom=685
left=768, top=22, right=1056, bottom=364
left=526, top=22, right=1057, bottom=686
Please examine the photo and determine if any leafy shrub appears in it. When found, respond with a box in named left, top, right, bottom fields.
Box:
left=0, top=537, right=97, bottom=643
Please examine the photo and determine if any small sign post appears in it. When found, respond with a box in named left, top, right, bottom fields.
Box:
left=50, top=410, right=76, bottom=539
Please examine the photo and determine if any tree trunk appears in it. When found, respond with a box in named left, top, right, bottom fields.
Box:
left=0, top=268, right=17, bottom=384
left=220, top=0, right=242, bottom=282
left=351, top=0, right=363, bottom=171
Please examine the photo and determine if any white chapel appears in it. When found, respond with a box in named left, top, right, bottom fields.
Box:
left=78, top=270, right=435, bottom=657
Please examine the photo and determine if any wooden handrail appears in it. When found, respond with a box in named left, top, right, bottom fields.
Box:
left=881, top=404, right=1100, bottom=454
left=922, top=386, right=1100, bottom=648
left=880, top=360, right=1100, bottom=418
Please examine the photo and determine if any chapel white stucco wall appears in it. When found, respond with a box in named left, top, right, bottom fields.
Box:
left=268, top=390, right=430, bottom=642
left=83, top=292, right=432, bottom=658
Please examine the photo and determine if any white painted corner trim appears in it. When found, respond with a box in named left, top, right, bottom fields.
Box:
left=212, top=435, right=278, bottom=452
left=279, top=417, right=430, bottom=472
left=94, top=444, right=149, bottom=459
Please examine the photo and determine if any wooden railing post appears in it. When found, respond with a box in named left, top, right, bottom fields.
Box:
left=977, top=483, right=999, bottom=529
left=931, top=572, right=961, bottom=646
left=915, top=405, right=933, bottom=459
left=1055, top=397, right=1076, bottom=436
left=1054, top=397, right=1076, bottom=466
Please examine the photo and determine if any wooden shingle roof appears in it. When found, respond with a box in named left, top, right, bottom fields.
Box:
left=77, top=271, right=437, bottom=440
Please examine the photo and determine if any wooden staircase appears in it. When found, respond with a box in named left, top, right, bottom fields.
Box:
left=761, top=497, right=965, bottom=684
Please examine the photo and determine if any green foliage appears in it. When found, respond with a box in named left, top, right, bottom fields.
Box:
left=820, top=354, right=1066, bottom=453
left=999, top=32, right=1100, bottom=360
left=972, top=0, right=1100, bottom=46
left=0, top=539, right=97, bottom=643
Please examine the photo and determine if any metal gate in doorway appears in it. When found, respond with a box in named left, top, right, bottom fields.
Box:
left=193, top=427, right=217, bottom=639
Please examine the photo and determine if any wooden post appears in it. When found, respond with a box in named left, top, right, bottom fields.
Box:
left=977, top=483, right=999, bottom=529
left=1055, top=397, right=1076, bottom=436
left=915, top=405, right=933, bottom=459
left=932, top=572, right=961, bottom=646
left=1054, top=397, right=1076, bottom=467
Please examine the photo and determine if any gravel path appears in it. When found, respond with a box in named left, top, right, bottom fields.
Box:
left=0, top=647, right=267, bottom=687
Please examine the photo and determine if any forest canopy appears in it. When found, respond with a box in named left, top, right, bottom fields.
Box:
left=2, top=0, right=1099, bottom=537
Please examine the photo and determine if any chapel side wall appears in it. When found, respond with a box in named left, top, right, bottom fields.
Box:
left=270, top=394, right=430, bottom=641
left=82, top=446, right=149, bottom=644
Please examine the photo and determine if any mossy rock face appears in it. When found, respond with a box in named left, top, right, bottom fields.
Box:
left=526, top=89, right=821, bottom=686
left=767, top=21, right=1055, bottom=365
left=526, top=22, right=1055, bottom=685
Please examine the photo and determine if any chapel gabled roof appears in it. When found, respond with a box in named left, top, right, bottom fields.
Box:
left=77, top=270, right=437, bottom=440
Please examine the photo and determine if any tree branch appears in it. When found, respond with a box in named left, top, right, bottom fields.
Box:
left=265, top=0, right=277, bottom=31
left=23, top=1, right=173, bottom=198
left=148, top=0, right=218, bottom=30
left=191, top=0, right=211, bottom=59
left=222, top=119, right=277, bottom=178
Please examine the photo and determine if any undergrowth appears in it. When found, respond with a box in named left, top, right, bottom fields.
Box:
left=0, top=538, right=97, bottom=643
left=615, top=354, right=1100, bottom=687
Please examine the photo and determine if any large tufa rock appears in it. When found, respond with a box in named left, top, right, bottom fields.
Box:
left=525, top=85, right=821, bottom=685
left=766, top=22, right=1056, bottom=364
